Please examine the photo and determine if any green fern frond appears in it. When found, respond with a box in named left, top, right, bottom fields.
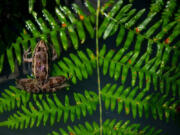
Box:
left=0, top=90, right=98, bottom=129
left=101, top=83, right=179, bottom=122
left=72, top=3, right=95, bottom=38
left=99, top=0, right=179, bottom=68
left=51, top=48, right=96, bottom=84
left=48, top=119, right=162, bottom=135
left=0, top=86, right=30, bottom=113
left=28, top=0, right=61, bottom=13
left=0, top=0, right=179, bottom=134
left=149, top=0, right=164, bottom=14
left=175, top=8, right=180, bottom=23
left=0, top=1, right=95, bottom=73
left=161, top=0, right=177, bottom=25
left=102, top=3, right=134, bottom=39
left=99, top=0, right=124, bottom=38
left=0, top=54, right=4, bottom=72
left=99, top=45, right=179, bottom=96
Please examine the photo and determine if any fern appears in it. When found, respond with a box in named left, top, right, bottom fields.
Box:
left=0, top=47, right=96, bottom=113
left=0, top=82, right=178, bottom=128
left=0, top=1, right=95, bottom=73
left=0, top=54, right=4, bottom=72
left=0, top=0, right=179, bottom=134
left=161, top=0, right=177, bottom=26
left=0, top=86, right=30, bottom=113
left=0, top=90, right=98, bottom=129
left=100, top=0, right=179, bottom=68
left=99, top=44, right=179, bottom=97
left=101, top=83, right=178, bottom=122
left=48, top=119, right=162, bottom=135
left=149, top=0, right=164, bottom=14
left=28, top=0, right=61, bottom=13
left=51, top=48, right=96, bottom=84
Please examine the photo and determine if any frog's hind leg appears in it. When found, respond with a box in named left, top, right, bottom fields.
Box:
left=16, top=78, right=40, bottom=93
left=43, top=83, right=69, bottom=92
left=42, top=76, right=69, bottom=92
left=23, top=48, right=33, bottom=62
left=51, top=83, right=69, bottom=92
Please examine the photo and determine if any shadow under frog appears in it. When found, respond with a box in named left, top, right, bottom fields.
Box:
left=16, top=40, right=68, bottom=93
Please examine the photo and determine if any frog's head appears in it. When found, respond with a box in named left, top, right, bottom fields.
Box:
left=36, top=40, right=48, bottom=52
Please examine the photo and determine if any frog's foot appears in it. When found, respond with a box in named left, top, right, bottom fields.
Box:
left=51, top=83, right=69, bottom=92
left=23, top=48, right=33, bottom=62
left=16, top=78, right=40, bottom=93
left=50, top=45, right=58, bottom=61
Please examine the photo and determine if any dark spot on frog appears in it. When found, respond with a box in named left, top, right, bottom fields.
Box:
left=37, top=47, right=44, bottom=52
left=36, top=61, right=41, bottom=66
left=40, top=75, right=46, bottom=81
left=38, top=46, right=47, bottom=52
left=30, top=84, right=34, bottom=89
left=42, top=59, right=46, bottom=64
left=55, top=78, right=61, bottom=83
left=49, top=79, right=54, bottom=87
left=27, top=79, right=31, bottom=82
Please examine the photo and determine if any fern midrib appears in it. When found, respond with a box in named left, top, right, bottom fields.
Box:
left=96, top=0, right=103, bottom=135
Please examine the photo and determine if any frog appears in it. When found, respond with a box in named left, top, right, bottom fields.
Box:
left=16, top=40, right=68, bottom=93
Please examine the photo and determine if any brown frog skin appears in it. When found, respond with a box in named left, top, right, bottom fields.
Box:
left=16, top=40, right=68, bottom=93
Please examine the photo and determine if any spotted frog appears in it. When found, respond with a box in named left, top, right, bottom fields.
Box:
left=16, top=40, right=68, bottom=93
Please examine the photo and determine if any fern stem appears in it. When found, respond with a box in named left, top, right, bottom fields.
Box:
left=96, top=0, right=102, bottom=135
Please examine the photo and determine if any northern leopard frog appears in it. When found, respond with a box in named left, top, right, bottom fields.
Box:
left=16, top=40, right=68, bottom=93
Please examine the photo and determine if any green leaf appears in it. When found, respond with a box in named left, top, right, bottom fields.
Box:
left=0, top=54, right=4, bottom=72
left=99, top=0, right=123, bottom=37
left=125, top=9, right=145, bottom=28
left=103, top=50, right=115, bottom=75
left=123, top=30, right=134, bottom=50
left=32, top=11, right=49, bottom=33
left=76, top=21, right=86, bottom=44
left=29, top=0, right=35, bottom=13
left=59, top=28, right=69, bottom=51
left=116, top=26, right=125, bottom=46
left=64, top=96, right=69, bottom=123
left=137, top=12, right=156, bottom=31
left=12, top=40, right=22, bottom=65
left=6, top=47, right=15, bottom=72
left=50, top=31, right=61, bottom=57
left=68, top=25, right=79, bottom=49
left=25, top=20, right=40, bottom=37
left=42, top=9, right=59, bottom=29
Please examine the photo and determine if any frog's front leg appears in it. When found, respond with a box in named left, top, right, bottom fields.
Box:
left=50, top=45, right=58, bottom=61
left=42, top=76, right=69, bottom=92
left=16, top=78, right=40, bottom=93
left=23, top=48, right=33, bottom=62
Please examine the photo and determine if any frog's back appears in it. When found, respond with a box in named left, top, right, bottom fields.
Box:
left=32, top=40, right=49, bottom=83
